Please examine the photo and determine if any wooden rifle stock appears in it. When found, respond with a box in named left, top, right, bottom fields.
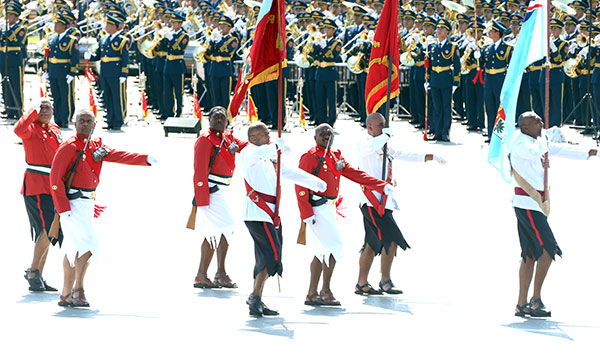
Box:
left=297, top=220, right=307, bottom=245
left=186, top=205, right=197, bottom=230
left=47, top=169, right=76, bottom=240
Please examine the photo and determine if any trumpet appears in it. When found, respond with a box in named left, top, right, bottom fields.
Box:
left=340, top=30, right=368, bottom=55
left=400, top=32, right=425, bottom=67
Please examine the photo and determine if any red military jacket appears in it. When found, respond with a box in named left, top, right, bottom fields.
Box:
left=193, top=128, right=247, bottom=206
left=50, top=134, right=150, bottom=213
left=14, top=108, right=62, bottom=196
left=295, top=145, right=388, bottom=220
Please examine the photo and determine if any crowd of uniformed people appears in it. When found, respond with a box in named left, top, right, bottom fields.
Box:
left=2, top=0, right=600, bottom=139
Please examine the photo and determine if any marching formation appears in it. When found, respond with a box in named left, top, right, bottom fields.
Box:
left=7, top=0, right=600, bottom=320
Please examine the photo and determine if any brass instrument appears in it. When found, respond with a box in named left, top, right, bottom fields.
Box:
left=478, top=36, right=493, bottom=48
left=577, top=34, right=588, bottom=48
left=551, top=0, right=576, bottom=20
left=460, top=43, right=475, bottom=74
left=347, top=53, right=364, bottom=74
left=441, top=0, right=467, bottom=22
left=340, top=30, right=368, bottom=55
left=564, top=53, right=583, bottom=78
left=400, top=31, right=425, bottom=66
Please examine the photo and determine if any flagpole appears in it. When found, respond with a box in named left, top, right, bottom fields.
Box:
left=381, top=54, right=393, bottom=199
left=543, top=0, right=550, bottom=201
left=274, top=0, right=283, bottom=227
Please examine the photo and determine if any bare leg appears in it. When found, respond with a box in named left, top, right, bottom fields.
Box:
left=253, top=268, right=268, bottom=297
left=531, top=249, right=552, bottom=309
left=195, top=239, right=215, bottom=283
left=517, top=256, right=535, bottom=306
left=61, top=255, right=75, bottom=297
left=308, top=256, right=323, bottom=297
left=29, top=231, right=50, bottom=277
left=216, top=235, right=229, bottom=275
left=357, top=244, right=375, bottom=287
left=321, top=255, right=336, bottom=293
left=380, top=243, right=397, bottom=290
left=73, top=251, right=92, bottom=290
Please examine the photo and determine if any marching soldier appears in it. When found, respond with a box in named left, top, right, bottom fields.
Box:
left=15, top=99, right=63, bottom=292
left=50, top=110, right=156, bottom=308
left=206, top=15, right=239, bottom=109
left=475, top=20, right=513, bottom=142
left=540, top=18, right=568, bottom=128
left=86, top=13, right=130, bottom=130
left=163, top=10, right=190, bottom=118
left=0, top=2, right=26, bottom=120
left=313, top=18, right=342, bottom=126
left=426, top=18, right=460, bottom=142
left=409, top=14, right=432, bottom=131
left=45, top=13, right=79, bottom=128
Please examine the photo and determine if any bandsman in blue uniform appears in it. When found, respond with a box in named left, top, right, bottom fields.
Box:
left=349, top=20, right=376, bottom=127
left=163, top=10, right=189, bottom=118
left=563, top=15, right=580, bottom=125
left=59, top=8, right=82, bottom=41
left=540, top=18, right=568, bottom=128
left=452, top=13, right=469, bottom=122
left=409, top=14, right=433, bottom=131
left=85, top=13, right=130, bottom=130
left=153, top=4, right=169, bottom=119
left=463, top=17, right=485, bottom=132
left=313, top=18, right=342, bottom=126
left=475, top=20, right=512, bottom=142
left=45, top=13, right=79, bottom=128
left=205, top=15, right=238, bottom=109
left=426, top=18, right=460, bottom=142
left=0, top=2, right=26, bottom=120
left=580, top=25, right=600, bottom=133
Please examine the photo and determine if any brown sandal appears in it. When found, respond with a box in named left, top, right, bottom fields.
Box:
left=58, top=293, right=73, bottom=307
left=193, top=277, right=221, bottom=289
left=319, top=290, right=341, bottom=306
left=71, top=288, right=90, bottom=307
left=214, top=274, right=238, bottom=288
left=304, top=293, right=324, bottom=306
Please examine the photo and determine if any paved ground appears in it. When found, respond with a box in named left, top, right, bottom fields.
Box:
left=1, top=76, right=600, bottom=362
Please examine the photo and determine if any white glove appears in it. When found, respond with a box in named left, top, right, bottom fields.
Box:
left=318, top=39, right=327, bottom=48
left=32, top=99, right=42, bottom=113
left=382, top=127, right=393, bottom=137
left=84, top=51, right=91, bottom=60
left=549, top=41, right=558, bottom=53
left=60, top=211, right=71, bottom=219
left=0, top=23, right=6, bottom=31
left=119, top=77, right=126, bottom=84
left=42, top=72, right=49, bottom=81
left=315, top=180, right=327, bottom=193
left=468, top=42, right=477, bottom=51
left=303, top=216, right=316, bottom=225
left=341, top=53, right=347, bottom=62
left=433, top=155, right=447, bottom=165
left=569, top=41, right=578, bottom=54
left=274, top=137, right=291, bottom=154
left=383, top=184, right=394, bottom=195
left=165, top=31, right=173, bottom=41
left=66, top=75, right=74, bottom=84
left=424, top=82, right=429, bottom=91
left=211, top=31, right=222, bottom=42
left=412, top=33, right=421, bottom=43
left=452, top=85, right=458, bottom=94
left=474, top=50, right=481, bottom=59
left=146, top=155, right=159, bottom=165
left=580, top=47, right=589, bottom=59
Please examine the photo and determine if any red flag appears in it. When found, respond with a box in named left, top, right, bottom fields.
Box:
left=194, top=92, right=201, bottom=118
left=227, top=0, right=286, bottom=120
left=365, top=0, right=400, bottom=114
left=89, top=88, right=97, bottom=117
left=39, top=86, right=44, bottom=98
left=299, top=96, right=306, bottom=130
left=247, top=95, right=258, bottom=123
left=142, top=91, right=148, bottom=120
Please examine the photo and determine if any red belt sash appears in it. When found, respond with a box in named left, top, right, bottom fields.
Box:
left=514, top=187, right=544, bottom=198
left=244, top=179, right=280, bottom=227
left=363, top=188, right=388, bottom=217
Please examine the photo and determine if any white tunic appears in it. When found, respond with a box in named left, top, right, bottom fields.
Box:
left=357, top=133, right=426, bottom=210
left=511, top=132, right=590, bottom=212
left=196, top=186, right=235, bottom=247
left=240, top=143, right=325, bottom=223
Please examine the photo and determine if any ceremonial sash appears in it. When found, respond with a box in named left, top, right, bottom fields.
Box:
left=207, top=131, right=235, bottom=171
left=244, top=179, right=280, bottom=227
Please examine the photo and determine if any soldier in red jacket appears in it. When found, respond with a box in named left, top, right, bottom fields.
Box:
left=295, top=124, right=392, bottom=306
left=50, top=109, right=156, bottom=307
left=14, top=99, right=62, bottom=292
left=192, top=106, right=247, bottom=289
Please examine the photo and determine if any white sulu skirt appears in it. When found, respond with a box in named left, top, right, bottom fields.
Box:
left=196, top=186, right=235, bottom=247
left=61, top=198, right=99, bottom=266
left=307, top=203, right=343, bottom=266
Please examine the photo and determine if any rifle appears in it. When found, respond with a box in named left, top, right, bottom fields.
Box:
left=297, top=134, right=332, bottom=245
left=48, top=128, right=94, bottom=240
left=186, top=135, right=226, bottom=230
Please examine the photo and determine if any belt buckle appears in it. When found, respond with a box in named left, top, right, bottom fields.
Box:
left=90, top=191, right=96, bottom=199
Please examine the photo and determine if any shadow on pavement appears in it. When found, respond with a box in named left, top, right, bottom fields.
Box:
left=503, top=319, right=577, bottom=341
left=53, top=308, right=159, bottom=319
left=301, top=306, right=392, bottom=317
left=362, top=296, right=413, bottom=314
left=242, top=317, right=296, bottom=339
left=17, top=292, right=60, bottom=304
left=195, top=289, right=240, bottom=299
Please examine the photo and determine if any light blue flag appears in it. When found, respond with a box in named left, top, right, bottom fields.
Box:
left=487, top=0, right=547, bottom=182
